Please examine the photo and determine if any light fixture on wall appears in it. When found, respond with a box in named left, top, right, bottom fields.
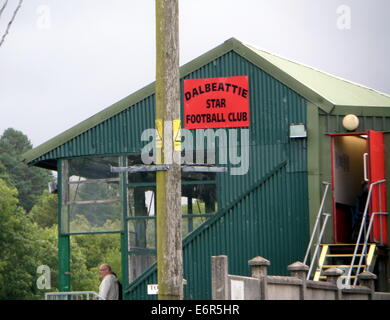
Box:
left=289, top=124, right=307, bottom=138
left=342, top=114, right=359, bottom=131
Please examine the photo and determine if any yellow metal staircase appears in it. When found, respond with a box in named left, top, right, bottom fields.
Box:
left=304, top=180, right=387, bottom=285
left=313, top=243, right=377, bottom=281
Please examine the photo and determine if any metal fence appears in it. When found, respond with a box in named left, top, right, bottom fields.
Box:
left=45, top=291, right=104, bottom=300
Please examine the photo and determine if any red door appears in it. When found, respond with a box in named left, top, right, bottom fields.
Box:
left=367, top=130, right=388, bottom=245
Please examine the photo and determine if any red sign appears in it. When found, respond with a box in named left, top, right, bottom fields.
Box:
left=184, top=76, right=250, bottom=129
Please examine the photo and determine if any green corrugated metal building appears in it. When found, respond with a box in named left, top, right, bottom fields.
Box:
left=23, top=38, right=390, bottom=299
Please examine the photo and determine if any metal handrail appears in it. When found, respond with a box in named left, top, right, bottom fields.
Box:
left=353, top=211, right=388, bottom=285
left=346, top=179, right=386, bottom=286
left=304, top=181, right=331, bottom=280
left=45, top=291, right=105, bottom=300
left=307, top=213, right=331, bottom=280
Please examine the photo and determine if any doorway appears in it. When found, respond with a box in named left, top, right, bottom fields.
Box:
left=332, top=134, right=367, bottom=243
left=331, top=131, right=388, bottom=245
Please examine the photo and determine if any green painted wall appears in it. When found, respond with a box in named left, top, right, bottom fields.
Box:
left=125, top=51, right=309, bottom=299
left=33, top=50, right=310, bottom=299
left=309, top=111, right=390, bottom=243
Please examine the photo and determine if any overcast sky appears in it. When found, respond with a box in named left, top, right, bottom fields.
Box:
left=0, top=0, right=389, bottom=148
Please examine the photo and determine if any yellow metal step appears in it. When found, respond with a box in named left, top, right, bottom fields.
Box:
left=313, top=245, right=329, bottom=281
left=311, top=244, right=377, bottom=282
left=320, top=243, right=366, bottom=246
left=319, top=275, right=357, bottom=279
left=366, top=244, right=376, bottom=267
left=322, top=265, right=366, bottom=268
left=325, top=254, right=363, bottom=257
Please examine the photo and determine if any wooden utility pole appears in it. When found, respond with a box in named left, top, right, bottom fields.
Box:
left=155, top=0, right=183, bottom=300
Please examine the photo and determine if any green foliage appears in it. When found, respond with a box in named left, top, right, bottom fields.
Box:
left=0, top=178, right=121, bottom=299
left=69, top=213, right=121, bottom=233
left=30, top=190, right=58, bottom=228
left=69, top=181, right=121, bottom=230
left=181, top=201, right=206, bottom=214
left=33, top=225, right=59, bottom=297
left=0, top=179, right=32, bottom=299
left=70, top=237, right=99, bottom=292
left=0, top=162, right=14, bottom=187
left=71, top=233, right=121, bottom=292
left=0, top=179, right=57, bottom=299
left=0, top=128, right=53, bottom=212
left=181, top=201, right=210, bottom=235
left=0, top=129, right=123, bottom=299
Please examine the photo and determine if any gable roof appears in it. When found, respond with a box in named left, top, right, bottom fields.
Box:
left=22, top=37, right=390, bottom=167
left=243, top=43, right=390, bottom=108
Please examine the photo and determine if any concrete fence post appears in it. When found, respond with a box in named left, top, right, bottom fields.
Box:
left=324, top=267, right=343, bottom=284
left=288, top=261, right=309, bottom=300
left=248, top=256, right=270, bottom=300
left=249, top=256, right=270, bottom=278
left=358, top=271, right=377, bottom=300
left=211, top=255, right=229, bottom=300
left=324, top=267, right=343, bottom=300
left=288, top=261, right=309, bottom=280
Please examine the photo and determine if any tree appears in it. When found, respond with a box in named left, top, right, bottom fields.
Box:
left=0, top=128, right=53, bottom=212
left=0, top=162, right=14, bottom=187
left=69, top=236, right=100, bottom=292
left=69, top=180, right=121, bottom=229
left=0, top=173, right=121, bottom=299
left=0, top=179, right=49, bottom=299
left=69, top=233, right=121, bottom=293
left=29, top=190, right=57, bottom=228
left=33, top=225, right=59, bottom=297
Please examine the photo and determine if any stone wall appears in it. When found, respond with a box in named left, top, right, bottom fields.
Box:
left=211, top=255, right=389, bottom=300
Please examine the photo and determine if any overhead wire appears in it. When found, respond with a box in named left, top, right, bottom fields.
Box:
left=0, top=0, right=23, bottom=48
left=0, top=0, right=9, bottom=20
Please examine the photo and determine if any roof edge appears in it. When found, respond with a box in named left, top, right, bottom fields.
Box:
left=22, top=39, right=237, bottom=165
left=24, top=37, right=389, bottom=166
left=244, top=42, right=390, bottom=103
left=234, top=42, right=335, bottom=113
left=22, top=81, right=155, bottom=165
left=330, top=105, right=390, bottom=116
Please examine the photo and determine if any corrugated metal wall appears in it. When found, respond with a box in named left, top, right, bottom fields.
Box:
left=32, top=95, right=156, bottom=163
left=125, top=51, right=309, bottom=299
left=33, top=50, right=309, bottom=299
left=318, top=113, right=390, bottom=245
left=321, top=114, right=390, bottom=133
